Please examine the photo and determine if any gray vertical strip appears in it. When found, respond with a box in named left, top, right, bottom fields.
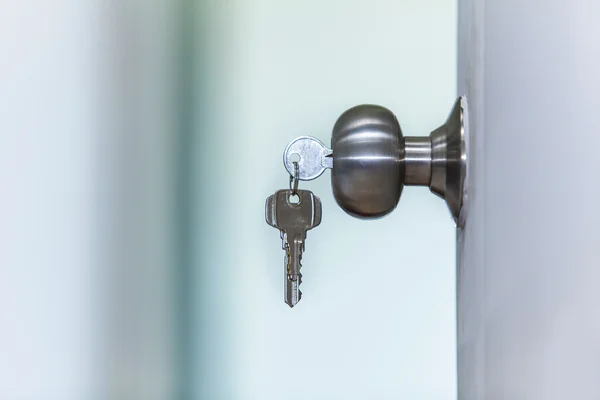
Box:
left=175, top=0, right=195, bottom=398
left=469, top=1, right=600, bottom=398
left=457, top=0, right=486, bottom=399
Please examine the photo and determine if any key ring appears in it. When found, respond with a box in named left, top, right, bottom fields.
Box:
left=289, top=161, right=299, bottom=195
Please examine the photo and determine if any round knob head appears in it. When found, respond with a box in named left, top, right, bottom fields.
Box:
left=331, top=105, right=404, bottom=219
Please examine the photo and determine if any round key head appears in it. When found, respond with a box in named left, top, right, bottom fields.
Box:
left=331, top=105, right=405, bottom=219
left=283, top=136, right=332, bottom=181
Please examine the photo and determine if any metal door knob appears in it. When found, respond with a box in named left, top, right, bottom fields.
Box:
left=331, top=104, right=404, bottom=219
left=330, top=97, right=467, bottom=225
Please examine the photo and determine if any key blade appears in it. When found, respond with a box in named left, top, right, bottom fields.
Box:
left=285, top=237, right=303, bottom=307
left=285, top=275, right=301, bottom=307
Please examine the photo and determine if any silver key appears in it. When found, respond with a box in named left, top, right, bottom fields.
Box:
left=265, top=189, right=322, bottom=307
left=283, top=136, right=333, bottom=181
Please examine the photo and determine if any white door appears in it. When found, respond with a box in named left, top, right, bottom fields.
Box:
left=458, top=1, right=600, bottom=399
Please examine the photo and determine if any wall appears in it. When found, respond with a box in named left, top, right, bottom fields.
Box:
left=1, top=1, right=104, bottom=396
left=195, top=0, right=458, bottom=398
left=0, top=0, right=179, bottom=398
left=0, top=0, right=458, bottom=398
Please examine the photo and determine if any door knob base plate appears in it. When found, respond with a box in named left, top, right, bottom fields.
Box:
left=429, top=96, right=468, bottom=227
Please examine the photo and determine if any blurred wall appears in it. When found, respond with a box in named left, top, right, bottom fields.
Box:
left=1, top=0, right=179, bottom=398
left=195, top=0, right=458, bottom=399
left=1, top=0, right=457, bottom=399
left=1, top=1, right=105, bottom=397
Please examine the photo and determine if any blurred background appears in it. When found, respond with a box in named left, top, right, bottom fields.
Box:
left=1, top=0, right=457, bottom=399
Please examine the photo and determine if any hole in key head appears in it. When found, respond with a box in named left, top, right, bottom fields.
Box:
left=288, top=193, right=300, bottom=204
left=289, top=153, right=300, bottom=163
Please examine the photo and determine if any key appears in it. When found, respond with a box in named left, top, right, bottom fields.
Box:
left=283, top=136, right=333, bottom=181
left=265, top=189, right=322, bottom=307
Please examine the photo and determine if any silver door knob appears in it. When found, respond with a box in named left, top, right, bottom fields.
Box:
left=331, top=97, right=467, bottom=225
left=282, top=97, right=468, bottom=226
left=331, top=104, right=404, bottom=219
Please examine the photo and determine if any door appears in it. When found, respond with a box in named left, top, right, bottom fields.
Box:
left=457, top=1, right=600, bottom=399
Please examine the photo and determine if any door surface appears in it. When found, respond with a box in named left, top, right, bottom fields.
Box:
left=457, top=1, right=600, bottom=399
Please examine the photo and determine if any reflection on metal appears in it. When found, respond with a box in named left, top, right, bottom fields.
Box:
left=427, top=96, right=467, bottom=226
left=331, top=104, right=404, bottom=219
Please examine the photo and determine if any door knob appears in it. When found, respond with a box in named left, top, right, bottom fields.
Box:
left=283, top=96, right=468, bottom=226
